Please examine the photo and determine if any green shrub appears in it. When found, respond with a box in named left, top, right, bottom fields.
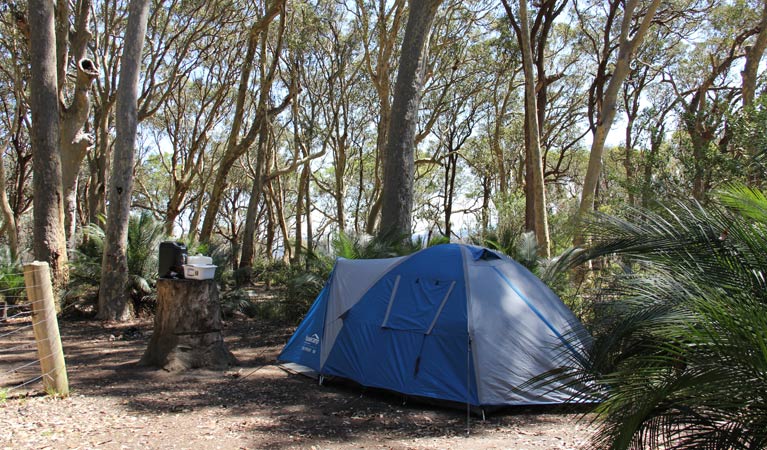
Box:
left=68, top=213, right=166, bottom=316
left=542, top=185, right=767, bottom=450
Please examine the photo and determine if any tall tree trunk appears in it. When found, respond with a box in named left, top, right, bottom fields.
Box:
left=187, top=194, right=204, bottom=243
left=481, top=174, right=491, bottom=237
left=743, top=0, right=767, bottom=108
left=97, top=0, right=151, bottom=321
left=360, top=0, right=405, bottom=235
left=239, top=89, right=273, bottom=268
left=443, top=153, right=457, bottom=238
left=575, top=0, right=661, bottom=247
left=304, top=167, right=313, bottom=266
left=0, top=144, right=18, bottom=260
left=505, top=0, right=551, bottom=257
left=88, top=106, right=111, bottom=225
left=29, top=0, right=69, bottom=299
left=519, top=0, right=550, bottom=257
left=379, top=0, right=443, bottom=240
left=198, top=1, right=285, bottom=245
left=59, top=0, right=97, bottom=249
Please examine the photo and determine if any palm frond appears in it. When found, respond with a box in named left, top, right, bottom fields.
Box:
left=535, top=184, right=767, bottom=449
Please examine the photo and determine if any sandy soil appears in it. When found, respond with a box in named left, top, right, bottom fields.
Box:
left=1, top=314, right=594, bottom=449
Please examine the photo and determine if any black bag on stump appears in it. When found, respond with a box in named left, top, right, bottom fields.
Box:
left=159, top=241, right=187, bottom=278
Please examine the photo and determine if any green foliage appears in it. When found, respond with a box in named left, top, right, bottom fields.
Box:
left=126, top=212, right=165, bottom=283
left=474, top=227, right=542, bottom=273
left=544, top=184, right=767, bottom=449
left=0, top=246, right=25, bottom=304
left=426, top=235, right=450, bottom=247
left=219, top=289, right=260, bottom=319
left=69, top=213, right=167, bottom=315
left=729, top=93, right=767, bottom=183
left=331, top=231, right=421, bottom=260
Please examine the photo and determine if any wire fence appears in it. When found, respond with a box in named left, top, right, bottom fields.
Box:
left=1, top=267, right=68, bottom=397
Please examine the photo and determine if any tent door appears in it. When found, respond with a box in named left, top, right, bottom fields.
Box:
left=380, top=277, right=456, bottom=333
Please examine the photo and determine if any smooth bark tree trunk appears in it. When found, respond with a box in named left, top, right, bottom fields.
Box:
left=88, top=106, right=112, bottom=225
left=198, top=2, right=285, bottom=245
left=239, top=115, right=271, bottom=268
left=361, top=0, right=405, bottom=235
left=379, top=0, right=443, bottom=240
left=574, top=0, right=660, bottom=247
left=518, top=0, right=550, bottom=257
left=742, top=0, right=767, bottom=108
left=0, top=146, right=18, bottom=260
left=57, top=0, right=96, bottom=248
left=61, top=57, right=98, bottom=249
left=97, top=0, right=151, bottom=321
left=29, top=0, right=69, bottom=299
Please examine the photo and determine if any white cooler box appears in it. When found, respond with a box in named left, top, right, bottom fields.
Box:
left=187, top=255, right=213, bottom=265
left=183, top=264, right=217, bottom=280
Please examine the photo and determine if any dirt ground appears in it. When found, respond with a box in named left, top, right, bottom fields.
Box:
left=1, top=313, right=594, bottom=450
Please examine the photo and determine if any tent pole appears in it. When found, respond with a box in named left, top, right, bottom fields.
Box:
left=466, top=335, right=471, bottom=435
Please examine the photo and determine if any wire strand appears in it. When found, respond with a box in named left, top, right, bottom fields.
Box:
left=0, top=323, right=33, bottom=338
left=0, top=352, right=55, bottom=378
left=0, top=340, right=41, bottom=353
left=6, top=374, right=43, bottom=392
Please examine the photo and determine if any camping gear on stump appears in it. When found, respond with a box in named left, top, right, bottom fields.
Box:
left=279, top=244, right=590, bottom=408
left=141, top=278, right=237, bottom=371
left=158, top=241, right=187, bottom=278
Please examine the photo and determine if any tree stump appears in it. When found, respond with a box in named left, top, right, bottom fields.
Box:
left=141, top=279, right=238, bottom=371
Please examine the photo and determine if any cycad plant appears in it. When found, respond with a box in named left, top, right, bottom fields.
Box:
left=546, top=185, right=767, bottom=450
left=0, top=246, right=25, bottom=319
left=331, top=231, right=422, bottom=260
left=70, top=212, right=166, bottom=313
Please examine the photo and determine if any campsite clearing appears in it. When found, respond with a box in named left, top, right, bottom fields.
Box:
left=1, top=316, right=593, bottom=449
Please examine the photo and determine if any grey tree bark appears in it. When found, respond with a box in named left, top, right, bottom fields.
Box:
left=504, top=0, right=551, bottom=257
left=197, top=0, right=286, bottom=245
left=574, top=0, right=661, bottom=247
left=379, top=0, right=443, bottom=240
left=29, top=0, right=69, bottom=298
left=742, top=0, right=767, bottom=108
left=97, top=0, right=152, bottom=321
left=56, top=0, right=97, bottom=249
left=0, top=142, right=18, bottom=260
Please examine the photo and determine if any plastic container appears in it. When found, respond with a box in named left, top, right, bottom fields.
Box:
left=183, top=264, right=217, bottom=280
left=186, top=255, right=213, bottom=265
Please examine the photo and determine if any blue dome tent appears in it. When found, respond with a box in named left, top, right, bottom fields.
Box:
left=278, top=244, right=589, bottom=408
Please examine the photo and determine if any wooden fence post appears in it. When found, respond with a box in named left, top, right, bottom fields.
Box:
left=23, top=261, right=69, bottom=396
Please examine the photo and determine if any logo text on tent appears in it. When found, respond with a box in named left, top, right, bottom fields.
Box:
left=302, top=333, right=320, bottom=354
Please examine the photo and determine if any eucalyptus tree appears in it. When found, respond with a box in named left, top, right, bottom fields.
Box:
left=663, top=1, right=763, bottom=200
left=0, top=4, right=31, bottom=258
left=573, top=0, right=661, bottom=248
left=86, top=0, right=127, bottom=225
left=352, top=0, right=406, bottom=234
left=501, top=0, right=563, bottom=257
left=28, top=0, right=68, bottom=294
left=237, top=6, right=298, bottom=268
left=198, top=0, right=291, bottom=246
left=379, top=0, right=445, bottom=240
left=413, top=1, right=491, bottom=239
left=742, top=0, right=767, bottom=108
left=54, top=0, right=99, bottom=250
left=294, top=3, right=368, bottom=243
left=98, top=0, right=152, bottom=322
left=150, top=36, right=240, bottom=236
left=619, top=26, right=673, bottom=205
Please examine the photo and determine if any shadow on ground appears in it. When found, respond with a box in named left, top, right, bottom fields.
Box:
left=27, top=316, right=589, bottom=449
